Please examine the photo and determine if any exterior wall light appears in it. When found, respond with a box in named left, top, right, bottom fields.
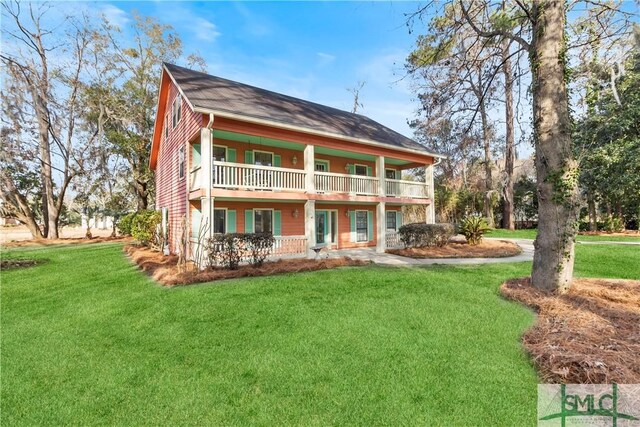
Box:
left=292, top=208, right=299, bottom=218
left=292, top=155, right=298, bottom=165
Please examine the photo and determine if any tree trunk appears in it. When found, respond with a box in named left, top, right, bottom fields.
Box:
left=502, top=39, right=515, bottom=230
left=135, top=179, right=148, bottom=210
left=588, top=194, right=597, bottom=231
left=479, top=101, right=494, bottom=227
left=530, top=0, right=580, bottom=293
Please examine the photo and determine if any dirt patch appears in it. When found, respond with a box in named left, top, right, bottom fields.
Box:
left=501, top=277, right=640, bottom=384
left=2, top=236, right=131, bottom=248
left=124, top=245, right=369, bottom=286
left=0, top=258, right=43, bottom=270
left=387, top=239, right=522, bottom=259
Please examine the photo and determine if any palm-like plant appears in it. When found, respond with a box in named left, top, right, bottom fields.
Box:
left=460, top=215, right=490, bottom=245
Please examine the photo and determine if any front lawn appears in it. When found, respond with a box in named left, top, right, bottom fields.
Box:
left=2, top=243, right=638, bottom=425
left=487, top=228, right=640, bottom=242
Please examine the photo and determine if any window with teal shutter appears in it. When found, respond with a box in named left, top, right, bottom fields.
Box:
left=227, top=148, right=236, bottom=163
left=227, top=210, right=236, bottom=233
left=245, top=209, right=254, bottom=233
left=245, top=150, right=253, bottom=164
left=367, top=211, right=373, bottom=241
left=274, top=210, right=282, bottom=236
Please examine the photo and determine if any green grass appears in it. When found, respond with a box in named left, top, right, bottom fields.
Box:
left=487, top=228, right=640, bottom=242
left=2, top=243, right=638, bottom=425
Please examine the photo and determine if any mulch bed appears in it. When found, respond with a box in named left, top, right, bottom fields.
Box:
left=387, top=239, right=522, bottom=259
left=0, top=259, right=42, bottom=270
left=578, top=230, right=640, bottom=237
left=3, top=236, right=131, bottom=248
left=124, top=245, right=368, bottom=286
left=501, top=277, right=640, bottom=384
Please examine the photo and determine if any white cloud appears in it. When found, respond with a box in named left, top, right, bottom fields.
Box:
left=193, top=18, right=221, bottom=42
left=100, top=4, right=130, bottom=29
left=317, top=52, right=336, bottom=66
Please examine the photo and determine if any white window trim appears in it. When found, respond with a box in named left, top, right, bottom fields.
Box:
left=253, top=149, right=275, bottom=166
left=354, top=163, right=368, bottom=176
left=355, top=209, right=369, bottom=242
left=212, top=144, right=228, bottom=162
left=213, top=207, right=228, bottom=235
left=172, top=94, right=182, bottom=129
left=253, top=208, right=275, bottom=234
left=386, top=210, right=400, bottom=232
left=314, top=159, right=330, bottom=172
left=178, top=146, right=185, bottom=180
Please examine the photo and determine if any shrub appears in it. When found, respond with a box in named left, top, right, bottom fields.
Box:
left=460, top=215, right=490, bottom=245
left=130, top=210, right=161, bottom=246
left=117, top=212, right=137, bottom=236
left=398, top=223, right=454, bottom=248
left=207, top=233, right=275, bottom=269
left=603, top=215, right=624, bottom=233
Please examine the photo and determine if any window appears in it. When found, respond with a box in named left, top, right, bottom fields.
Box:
left=254, top=209, right=273, bottom=234
left=172, top=94, right=182, bottom=128
left=315, top=160, right=329, bottom=172
left=386, top=211, right=397, bottom=231
left=254, top=151, right=273, bottom=166
left=386, top=169, right=397, bottom=180
left=356, top=211, right=368, bottom=242
left=213, top=145, right=226, bottom=162
left=164, top=116, right=169, bottom=139
left=178, top=146, right=185, bottom=179
left=213, top=209, right=226, bottom=234
left=355, top=164, right=367, bottom=176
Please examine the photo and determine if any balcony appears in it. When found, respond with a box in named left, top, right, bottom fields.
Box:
left=190, top=162, right=429, bottom=200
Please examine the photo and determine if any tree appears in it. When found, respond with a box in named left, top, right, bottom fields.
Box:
left=1, top=2, right=100, bottom=238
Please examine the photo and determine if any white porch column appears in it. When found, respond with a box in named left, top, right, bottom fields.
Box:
left=304, top=200, right=316, bottom=257
left=376, top=155, right=385, bottom=196
left=200, top=128, right=214, bottom=241
left=304, top=144, right=315, bottom=194
left=425, top=163, right=435, bottom=223
left=376, top=201, right=386, bottom=253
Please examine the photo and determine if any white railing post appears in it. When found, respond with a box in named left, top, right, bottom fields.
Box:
left=304, top=199, right=315, bottom=257
left=304, top=144, right=315, bottom=194
left=200, top=128, right=213, bottom=243
left=425, top=163, right=435, bottom=223
left=376, top=155, right=385, bottom=197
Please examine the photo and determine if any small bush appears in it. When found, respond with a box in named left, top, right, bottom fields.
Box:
left=131, top=210, right=162, bottom=246
left=117, top=212, right=137, bottom=236
left=602, top=215, right=624, bottom=233
left=207, top=233, right=275, bottom=269
left=460, top=215, right=490, bottom=245
left=398, top=223, right=454, bottom=248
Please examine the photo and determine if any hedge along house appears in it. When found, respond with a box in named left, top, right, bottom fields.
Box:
left=150, top=63, right=443, bottom=261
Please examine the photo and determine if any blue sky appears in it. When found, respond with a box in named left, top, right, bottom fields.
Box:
left=100, top=1, right=425, bottom=138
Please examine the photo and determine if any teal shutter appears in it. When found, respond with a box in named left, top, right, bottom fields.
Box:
left=367, top=211, right=373, bottom=241
left=274, top=155, right=281, bottom=167
left=274, top=210, right=282, bottom=236
left=192, top=144, right=201, bottom=167
left=228, top=148, right=236, bottom=163
left=191, top=209, right=201, bottom=238
left=245, top=210, right=254, bottom=233
left=245, top=150, right=254, bottom=164
left=348, top=164, right=355, bottom=174
left=350, top=211, right=356, bottom=242
left=366, top=166, right=373, bottom=177
left=227, top=210, right=236, bottom=233
left=396, top=211, right=402, bottom=229
left=396, top=170, right=401, bottom=180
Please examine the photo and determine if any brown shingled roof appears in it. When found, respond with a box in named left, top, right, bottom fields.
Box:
left=163, top=63, right=439, bottom=156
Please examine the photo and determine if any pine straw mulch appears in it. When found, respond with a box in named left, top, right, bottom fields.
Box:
left=501, top=277, right=640, bottom=384
left=0, top=258, right=42, bottom=270
left=387, top=239, right=522, bottom=259
left=2, top=236, right=131, bottom=248
left=124, top=245, right=369, bottom=286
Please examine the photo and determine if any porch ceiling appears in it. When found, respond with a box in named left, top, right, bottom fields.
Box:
left=213, top=129, right=415, bottom=167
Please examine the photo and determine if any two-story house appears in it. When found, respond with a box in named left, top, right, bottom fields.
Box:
left=150, top=63, right=442, bottom=261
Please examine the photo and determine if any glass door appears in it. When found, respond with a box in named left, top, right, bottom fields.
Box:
left=315, top=211, right=327, bottom=244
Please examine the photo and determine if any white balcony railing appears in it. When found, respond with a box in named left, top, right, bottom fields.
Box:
left=314, top=171, right=379, bottom=196
left=385, top=179, right=429, bottom=199
left=212, top=161, right=306, bottom=191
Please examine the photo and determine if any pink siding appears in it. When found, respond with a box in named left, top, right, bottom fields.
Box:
left=155, top=84, right=203, bottom=253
